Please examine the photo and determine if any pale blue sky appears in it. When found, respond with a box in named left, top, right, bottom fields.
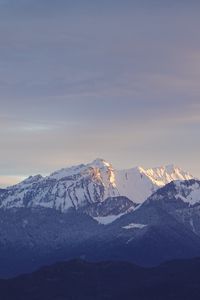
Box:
left=0, top=0, right=200, bottom=186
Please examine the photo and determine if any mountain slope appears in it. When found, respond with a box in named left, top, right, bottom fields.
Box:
left=0, top=159, right=194, bottom=217
left=144, top=179, right=200, bottom=236
left=0, top=159, right=120, bottom=213
left=0, top=207, right=102, bottom=278
left=0, top=180, right=200, bottom=277
left=115, top=164, right=193, bottom=203
left=0, top=160, right=198, bottom=278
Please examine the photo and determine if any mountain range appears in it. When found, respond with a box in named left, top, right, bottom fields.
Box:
left=0, top=158, right=200, bottom=278
left=1, top=258, right=200, bottom=300
left=0, top=158, right=193, bottom=215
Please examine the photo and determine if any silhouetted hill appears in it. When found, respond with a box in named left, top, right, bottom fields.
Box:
left=1, top=258, right=200, bottom=299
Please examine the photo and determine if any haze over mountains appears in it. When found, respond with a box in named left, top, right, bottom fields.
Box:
left=0, top=158, right=200, bottom=278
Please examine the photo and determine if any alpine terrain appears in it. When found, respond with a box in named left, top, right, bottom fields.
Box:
left=0, top=159, right=199, bottom=278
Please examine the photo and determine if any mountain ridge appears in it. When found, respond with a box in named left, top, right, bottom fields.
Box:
left=0, top=159, right=194, bottom=216
left=0, top=179, right=200, bottom=277
left=2, top=257, right=200, bottom=299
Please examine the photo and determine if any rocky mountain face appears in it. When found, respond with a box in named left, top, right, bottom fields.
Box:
left=0, top=159, right=119, bottom=214
left=0, top=159, right=194, bottom=218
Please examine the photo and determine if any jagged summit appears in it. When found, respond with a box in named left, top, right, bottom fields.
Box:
left=138, top=164, right=193, bottom=186
left=115, top=163, right=193, bottom=203
left=90, top=158, right=112, bottom=168
left=49, top=158, right=112, bottom=181
left=0, top=159, right=195, bottom=213
left=11, top=174, right=43, bottom=187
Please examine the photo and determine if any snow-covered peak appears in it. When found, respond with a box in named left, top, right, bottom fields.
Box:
left=148, top=179, right=200, bottom=206
left=90, top=158, right=112, bottom=169
left=173, top=180, right=200, bottom=205
left=139, top=164, right=193, bottom=187
left=0, top=159, right=120, bottom=212
left=115, top=164, right=194, bottom=203
left=49, top=159, right=116, bottom=190
left=49, top=159, right=113, bottom=180
left=88, top=158, right=116, bottom=188
left=0, top=159, right=196, bottom=214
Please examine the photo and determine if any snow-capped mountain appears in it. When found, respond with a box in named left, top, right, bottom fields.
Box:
left=141, top=179, right=200, bottom=236
left=0, top=159, right=194, bottom=216
left=147, top=179, right=200, bottom=207
left=115, top=164, right=193, bottom=203
left=0, top=165, right=199, bottom=277
left=0, top=159, right=120, bottom=213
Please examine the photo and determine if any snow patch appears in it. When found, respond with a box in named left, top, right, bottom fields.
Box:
left=123, top=223, right=147, bottom=230
left=93, top=214, right=124, bottom=225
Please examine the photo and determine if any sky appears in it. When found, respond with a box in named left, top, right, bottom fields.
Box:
left=0, top=0, right=200, bottom=187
